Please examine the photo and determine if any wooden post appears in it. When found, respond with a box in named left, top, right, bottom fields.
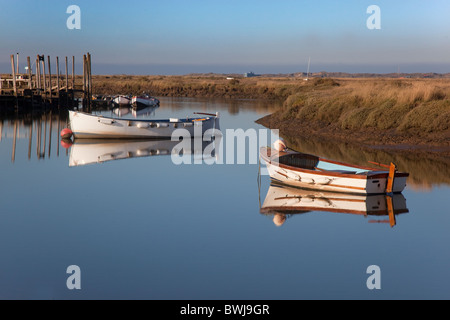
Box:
left=16, top=53, right=19, bottom=75
left=71, top=56, right=75, bottom=108
left=42, top=56, right=47, bottom=98
left=72, top=56, right=75, bottom=90
left=48, top=55, right=52, bottom=102
left=88, top=52, right=92, bottom=103
left=10, top=54, right=17, bottom=97
left=64, top=57, right=68, bottom=90
left=56, top=57, right=60, bottom=104
left=83, top=54, right=86, bottom=102
left=36, top=56, right=41, bottom=90
left=27, top=57, right=32, bottom=89
left=65, top=57, right=69, bottom=106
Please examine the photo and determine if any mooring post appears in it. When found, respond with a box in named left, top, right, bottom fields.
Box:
left=82, top=54, right=86, bottom=101
left=56, top=56, right=60, bottom=105
left=42, top=56, right=47, bottom=99
left=72, top=56, right=75, bottom=107
left=27, top=56, right=32, bottom=89
left=48, top=55, right=53, bottom=103
left=71, top=56, right=75, bottom=90
left=65, top=56, right=69, bottom=107
left=88, top=52, right=92, bottom=107
left=10, top=54, right=17, bottom=97
left=16, top=53, right=19, bottom=75
left=36, top=56, right=40, bottom=90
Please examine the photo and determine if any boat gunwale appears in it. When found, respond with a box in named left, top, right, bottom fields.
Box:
left=69, top=110, right=214, bottom=124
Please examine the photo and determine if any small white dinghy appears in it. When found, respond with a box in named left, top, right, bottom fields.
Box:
left=68, top=110, right=220, bottom=139
left=112, top=95, right=131, bottom=105
left=132, top=95, right=160, bottom=108
left=260, top=140, right=409, bottom=195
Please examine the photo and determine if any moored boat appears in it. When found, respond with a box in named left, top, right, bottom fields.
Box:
left=260, top=141, right=409, bottom=195
left=68, top=110, right=220, bottom=139
left=112, top=95, right=131, bottom=105
left=132, top=94, right=160, bottom=108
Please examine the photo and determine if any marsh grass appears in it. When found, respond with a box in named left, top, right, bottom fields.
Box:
left=281, top=78, right=450, bottom=136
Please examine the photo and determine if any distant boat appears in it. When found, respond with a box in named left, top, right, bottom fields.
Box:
left=260, top=183, right=409, bottom=227
left=132, top=94, right=160, bottom=108
left=260, top=141, right=409, bottom=195
left=112, top=95, right=131, bottom=105
left=68, top=110, right=220, bottom=139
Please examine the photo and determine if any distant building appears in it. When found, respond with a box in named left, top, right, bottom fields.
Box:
left=244, top=72, right=259, bottom=78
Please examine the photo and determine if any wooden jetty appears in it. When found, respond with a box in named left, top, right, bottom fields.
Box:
left=0, top=52, right=93, bottom=112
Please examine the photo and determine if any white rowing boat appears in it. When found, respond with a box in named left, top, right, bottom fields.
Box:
left=260, top=142, right=409, bottom=195
left=260, top=182, right=409, bottom=227
left=112, top=95, right=131, bottom=105
left=68, top=110, right=220, bottom=139
left=132, top=95, right=160, bottom=108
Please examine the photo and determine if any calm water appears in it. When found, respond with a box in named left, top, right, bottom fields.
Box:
left=0, top=97, right=449, bottom=300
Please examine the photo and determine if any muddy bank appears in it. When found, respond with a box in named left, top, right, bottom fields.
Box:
left=256, top=114, right=450, bottom=156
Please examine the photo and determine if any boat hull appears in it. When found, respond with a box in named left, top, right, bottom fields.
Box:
left=69, top=111, right=218, bottom=139
left=261, top=147, right=408, bottom=195
left=132, top=96, right=160, bottom=108
left=113, top=96, right=131, bottom=105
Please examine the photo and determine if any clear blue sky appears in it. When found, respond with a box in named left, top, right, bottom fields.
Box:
left=1, top=0, right=450, bottom=74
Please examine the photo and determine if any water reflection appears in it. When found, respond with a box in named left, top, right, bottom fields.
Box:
left=67, top=136, right=221, bottom=167
left=0, top=111, right=69, bottom=162
left=260, top=183, right=409, bottom=228
left=111, top=105, right=159, bottom=118
left=282, top=135, right=450, bottom=190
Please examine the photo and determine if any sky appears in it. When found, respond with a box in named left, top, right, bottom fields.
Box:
left=1, top=0, right=450, bottom=75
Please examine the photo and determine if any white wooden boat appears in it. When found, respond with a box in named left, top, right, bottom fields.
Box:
left=260, top=145, right=409, bottom=195
left=68, top=138, right=220, bottom=167
left=113, top=95, right=131, bottom=105
left=132, top=95, right=160, bottom=108
left=69, top=110, right=220, bottom=139
left=260, top=183, right=409, bottom=227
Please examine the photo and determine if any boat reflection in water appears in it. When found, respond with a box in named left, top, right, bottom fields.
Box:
left=66, top=134, right=221, bottom=167
left=111, top=105, right=159, bottom=118
left=260, top=183, right=409, bottom=228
